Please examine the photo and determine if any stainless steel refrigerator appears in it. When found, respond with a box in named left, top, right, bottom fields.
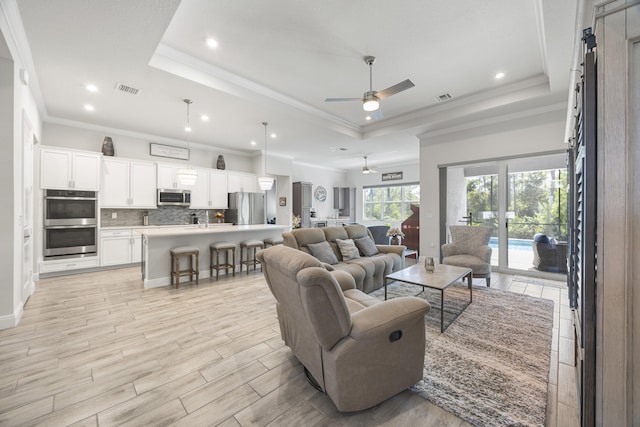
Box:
left=225, top=192, right=265, bottom=225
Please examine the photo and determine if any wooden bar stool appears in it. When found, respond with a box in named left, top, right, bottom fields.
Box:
left=209, top=242, right=236, bottom=280
left=263, top=236, right=284, bottom=247
left=170, top=246, right=199, bottom=288
left=240, top=240, right=265, bottom=274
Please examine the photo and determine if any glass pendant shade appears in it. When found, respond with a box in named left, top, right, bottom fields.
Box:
left=177, top=167, right=197, bottom=186
left=258, top=176, right=274, bottom=191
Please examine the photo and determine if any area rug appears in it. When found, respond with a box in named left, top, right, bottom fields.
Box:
left=371, top=282, right=554, bottom=427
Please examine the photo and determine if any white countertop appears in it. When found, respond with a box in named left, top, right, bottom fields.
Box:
left=138, top=224, right=288, bottom=237
left=101, top=223, right=234, bottom=230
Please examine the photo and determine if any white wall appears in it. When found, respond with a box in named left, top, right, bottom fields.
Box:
left=346, top=162, right=420, bottom=227
left=42, top=122, right=254, bottom=172
left=419, top=113, right=567, bottom=259
left=0, top=11, right=43, bottom=328
left=292, top=162, right=348, bottom=219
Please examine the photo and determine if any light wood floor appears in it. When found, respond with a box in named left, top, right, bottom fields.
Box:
left=0, top=266, right=579, bottom=426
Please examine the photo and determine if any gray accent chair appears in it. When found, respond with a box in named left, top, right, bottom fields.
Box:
left=441, top=225, right=493, bottom=286
left=367, top=225, right=390, bottom=245
left=257, top=245, right=430, bottom=412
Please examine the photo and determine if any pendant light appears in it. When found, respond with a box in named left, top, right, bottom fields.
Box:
left=258, top=121, right=274, bottom=191
left=177, top=99, right=197, bottom=186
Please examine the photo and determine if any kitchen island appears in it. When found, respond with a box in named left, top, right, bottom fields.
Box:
left=139, top=224, right=288, bottom=288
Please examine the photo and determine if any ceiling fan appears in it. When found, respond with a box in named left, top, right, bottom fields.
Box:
left=325, top=56, right=415, bottom=112
left=362, top=156, right=377, bottom=174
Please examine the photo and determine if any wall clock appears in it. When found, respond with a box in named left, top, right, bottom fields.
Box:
left=314, top=186, right=327, bottom=202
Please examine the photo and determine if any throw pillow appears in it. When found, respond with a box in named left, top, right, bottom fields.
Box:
left=307, top=241, right=339, bottom=265
left=336, top=238, right=360, bottom=261
left=354, top=236, right=379, bottom=257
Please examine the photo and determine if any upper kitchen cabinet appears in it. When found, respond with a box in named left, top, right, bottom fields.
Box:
left=190, top=168, right=228, bottom=209
left=41, top=146, right=101, bottom=191
left=102, top=158, right=156, bottom=208
left=157, top=163, right=193, bottom=190
left=227, top=172, right=257, bottom=193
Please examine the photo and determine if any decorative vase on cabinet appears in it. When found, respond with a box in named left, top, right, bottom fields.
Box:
left=216, top=155, right=226, bottom=170
left=102, top=136, right=114, bottom=156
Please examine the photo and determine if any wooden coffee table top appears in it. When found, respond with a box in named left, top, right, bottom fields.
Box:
left=385, top=263, right=472, bottom=291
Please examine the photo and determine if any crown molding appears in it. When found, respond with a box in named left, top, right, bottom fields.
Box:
left=45, top=116, right=252, bottom=157
left=361, top=74, right=552, bottom=139
left=418, top=101, right=566, bottom=145
left=150, top=43, right=362, bottom=139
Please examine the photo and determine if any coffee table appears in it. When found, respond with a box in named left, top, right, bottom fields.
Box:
left=384, top=263, right=473, bottom=332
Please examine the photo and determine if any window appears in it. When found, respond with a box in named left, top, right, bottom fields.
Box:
left=363, top=184, right=420, bottom=220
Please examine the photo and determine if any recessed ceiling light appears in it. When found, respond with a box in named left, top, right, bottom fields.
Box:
left=250, top=141, right=256, bottom=146
left=201, top=114, right=209, bottom=122
left=270, top=133, right=276, bottom=139
left=84, top=104, right=94, bottom=111
left=495, top=72, right=505, bottom=80
left=206, top=38, right=219, bottom=49
left=184, top=126, right=192, bottom=132
left=365, top=116, right=372, bottom=121
left=86, top=84, right=98, bottom=93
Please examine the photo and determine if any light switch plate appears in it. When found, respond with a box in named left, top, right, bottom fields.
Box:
left=112, top=213, right=117, bottom=219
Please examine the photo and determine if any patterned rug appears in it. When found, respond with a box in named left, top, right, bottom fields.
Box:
left=371, top=281, right=554, bottom=427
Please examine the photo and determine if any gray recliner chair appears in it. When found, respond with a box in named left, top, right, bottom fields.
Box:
left=257, top=245, right=430, bottom=412
left=441, top=225, right=493, bottom=286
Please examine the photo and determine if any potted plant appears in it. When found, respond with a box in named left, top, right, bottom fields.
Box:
left=386, top=227, right=405, bottom=245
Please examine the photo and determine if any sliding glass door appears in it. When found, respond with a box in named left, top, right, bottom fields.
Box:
left=442, top=153, right=567, bottom=276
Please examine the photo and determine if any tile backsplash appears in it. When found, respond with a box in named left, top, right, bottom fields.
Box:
left=101, top=207, right=223, bottom=227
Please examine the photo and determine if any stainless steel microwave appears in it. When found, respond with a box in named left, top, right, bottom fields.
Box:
left=157, top=189, right=191, bottom=206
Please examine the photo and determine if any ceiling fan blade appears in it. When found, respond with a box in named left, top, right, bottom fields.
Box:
left=375, top=79, right=415, bottom=100
left=325, top=97, right=362, bottom=102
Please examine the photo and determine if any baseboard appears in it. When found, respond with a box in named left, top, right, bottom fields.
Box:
left=0, top=303, right=23, bottom=330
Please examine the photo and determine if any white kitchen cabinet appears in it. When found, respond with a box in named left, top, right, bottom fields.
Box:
left=227, top=172, right=257, bottom=193
left=130, top=161, right=157, bottom=207
left=191, top=168, right=229, bottom=209
left=157, top=163, right=193, bottom=190
left=189, top=168, right=211, bottom=209
left=100, top=229, right=142, bottom=266
left=102, top=158, right=156, bottom=208
left=41, top=147, right=101, bottom=190
left=132, top=234, right=142, bottom=263
left=209, top=170, right=228, bottom=208
left=40, top=256, right=99, bottom=273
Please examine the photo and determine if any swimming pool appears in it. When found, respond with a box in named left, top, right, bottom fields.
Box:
left=489, top=237, right=533, bottom=252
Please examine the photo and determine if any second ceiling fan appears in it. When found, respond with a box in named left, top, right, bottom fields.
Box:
left=362, top=156, right=377, bottom=174
left=325, top=56, right=415, bottom=112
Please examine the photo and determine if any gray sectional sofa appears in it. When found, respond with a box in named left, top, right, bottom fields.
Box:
left=282, top=224, right=405, bottom=293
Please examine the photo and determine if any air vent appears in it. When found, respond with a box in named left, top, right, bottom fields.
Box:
left=115, top=82, right=141, bottom=96
left=435, top=93, right=453, bottom=102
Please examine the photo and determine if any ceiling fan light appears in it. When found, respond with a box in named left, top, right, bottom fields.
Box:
left=363, top=92, right=380, bottom=112
left=363, top=99, right=379, bottom=112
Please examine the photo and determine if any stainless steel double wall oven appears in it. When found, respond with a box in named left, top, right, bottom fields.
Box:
left=43, top=190, right=98, bottom=258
